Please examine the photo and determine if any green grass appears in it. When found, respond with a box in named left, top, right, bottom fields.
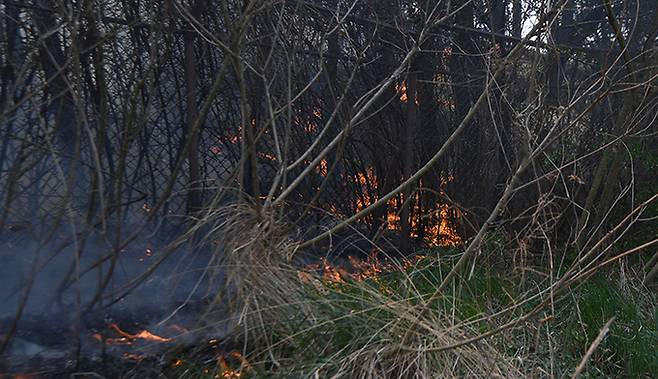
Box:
left=167, top=250, right=657, bottom=378
left=558, top=274, right=658, bottom=378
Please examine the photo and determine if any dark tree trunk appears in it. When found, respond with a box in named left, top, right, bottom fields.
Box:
left=184, top=0, right=203, bottom=214
left=400, top=71, right=418, bottom=253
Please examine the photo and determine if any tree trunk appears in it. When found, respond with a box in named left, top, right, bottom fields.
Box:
left=184, top=0, right=202, bottom=214
left=33, top=1, right=79, bottom=170
left=400, top=72, right=418, bottom=254
left=512, top=0, right=522, bottom=38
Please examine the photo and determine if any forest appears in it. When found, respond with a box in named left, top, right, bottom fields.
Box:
left=0, top=0, right=657, bottom=377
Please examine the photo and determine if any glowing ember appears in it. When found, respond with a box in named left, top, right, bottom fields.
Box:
left=139, top=246, right=154, bottom=262
left=258, top=152, right=278, bottom=161
left=228, top=134, right=240, bottom=144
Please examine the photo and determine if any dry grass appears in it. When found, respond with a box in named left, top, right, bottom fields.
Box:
left=191, top=205, right=524, bottom=378
left=160, top=200, right=658, bottom=379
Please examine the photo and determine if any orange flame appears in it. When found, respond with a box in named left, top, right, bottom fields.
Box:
left=396, top=81, right=409, bottom=103
left=258, top=152, right=278, bottom=161
left=302, top=253, right=428, bottom=284
left=395, top=81, right=419, bottom=105
left=352, top=169, right=462, bottom=247
left=95, top=324, right=173, bottom=345
left=316, top=159, right=329, bottom=176
left=384, top=177, right=462, bottom=246
left=217, top=351, right=250, bottom=378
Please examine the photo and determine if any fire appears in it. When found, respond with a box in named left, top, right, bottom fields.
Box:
left=383, top=177, right=462, bottom=246
left=353, top=168, right=378, bottom=213
left=139, top=245, right=154, bottom=262
left=258, top=152, right=278, bottom=161
left=316, top=159, right=328, bottom=176
left=321, top=257, right=347, bottom=282
left=355, top=167, right=377, bottom=187
left=386, top=196, right=402, bottom=229
left=302, top=253, right=428, bottom=284
left=93, top=332, right=131, bottom=345
left=95, top=324, right=173, bottom=345
left=395, top=81, right=419, bottom=105
left=217, top=351, right=250, bottom=378
left=296, top=107, right=323, bottom=133
left=396, top=81, right=409, bottom=103
left=425, top=204, right=462, bottom=246
left=440, top=174, right=454, bottom=187
left=351, top=168, right=462, bottom=247
left=303, top=121, right=317, bottom=133
left=228, top=134, right=240, bottom=144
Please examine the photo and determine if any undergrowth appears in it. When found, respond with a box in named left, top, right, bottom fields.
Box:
left=167, top=254, right=657, bottom=378
left=163, top=208, right=657, bottom=378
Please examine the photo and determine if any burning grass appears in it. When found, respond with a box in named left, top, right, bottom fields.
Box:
left=189, top=205, right=524, bottom=378
left=4, top=203, right=654, bottom=378
left=167, top=205, right=657, bottom=379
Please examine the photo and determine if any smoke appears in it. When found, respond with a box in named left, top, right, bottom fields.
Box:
left=0, top=218, right=221, bottom=372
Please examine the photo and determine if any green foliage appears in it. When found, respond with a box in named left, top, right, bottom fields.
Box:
left=174, top=250, right=657, bottom=378
left=560, top=275, right=658, bottom=378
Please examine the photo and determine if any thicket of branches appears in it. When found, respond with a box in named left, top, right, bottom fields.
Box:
left=1, top=0, right=657, bottom=373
